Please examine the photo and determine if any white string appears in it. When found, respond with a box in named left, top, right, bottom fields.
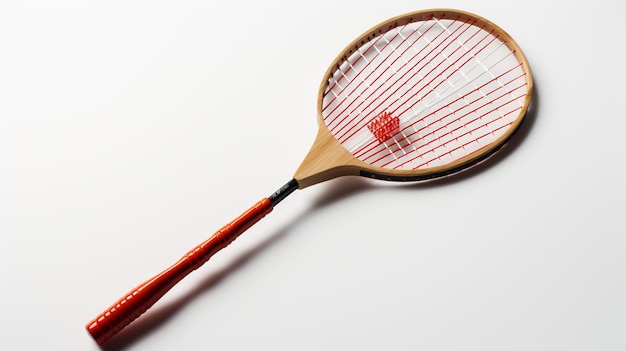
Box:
left=346, top=45, right=516, bottom=155
left=327, top=21, right=419, bottom=136
left=432, top=17, right=523, bottom=140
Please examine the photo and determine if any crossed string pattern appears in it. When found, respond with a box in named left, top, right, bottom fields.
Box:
left=321, top=15, right=528, bottom=170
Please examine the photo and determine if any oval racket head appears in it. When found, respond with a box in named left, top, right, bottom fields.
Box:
left=295, top=9, right=533, bottom=188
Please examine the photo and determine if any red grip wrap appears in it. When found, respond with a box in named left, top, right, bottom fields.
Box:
left=85, top=198, right=274, bottom=345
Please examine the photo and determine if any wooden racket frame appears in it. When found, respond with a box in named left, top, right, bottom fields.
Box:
left=294, top=9, right=533, bottom=189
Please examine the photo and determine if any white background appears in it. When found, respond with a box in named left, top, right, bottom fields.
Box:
left=1, top=1, right=624, bottom=350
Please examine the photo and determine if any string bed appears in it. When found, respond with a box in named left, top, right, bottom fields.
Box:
left=321, top=15, right=529, bottom=170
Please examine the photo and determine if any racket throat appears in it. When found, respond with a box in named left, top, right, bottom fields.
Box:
left=294, top=127, right=361, bottom=188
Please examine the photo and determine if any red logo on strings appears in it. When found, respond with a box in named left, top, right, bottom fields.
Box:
left=367, top=111, right=400, bottom=143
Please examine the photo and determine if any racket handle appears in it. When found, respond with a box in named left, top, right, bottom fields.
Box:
left=85, top=198, right=274, bottom=345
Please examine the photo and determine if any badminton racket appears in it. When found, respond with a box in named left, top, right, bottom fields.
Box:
left=86, top=8, right=533, bottom=344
